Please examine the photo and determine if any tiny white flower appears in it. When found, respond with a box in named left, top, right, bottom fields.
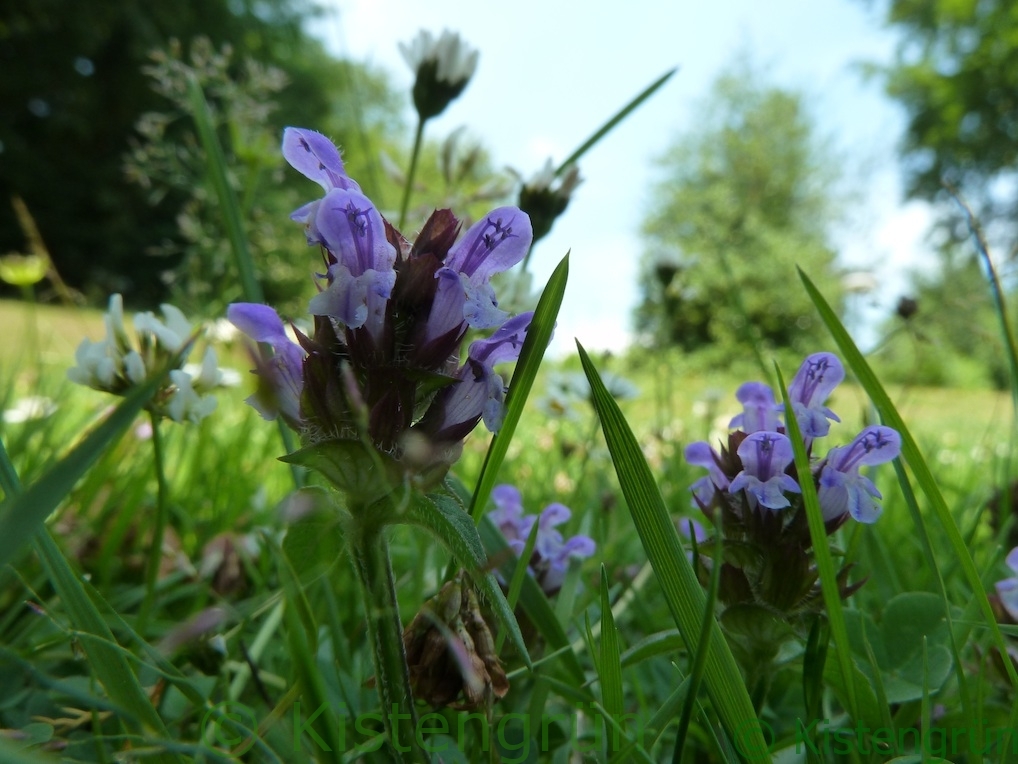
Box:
left=3, top=396, right=57, bottom=424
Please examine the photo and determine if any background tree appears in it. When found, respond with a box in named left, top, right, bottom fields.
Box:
left=878, top=0, right=1018, bottom=256
left=635, top=64, right=845, bottom=367
left=0, top=0, right=404, bottom=308
left=869, top=0, right=1018, bottom=388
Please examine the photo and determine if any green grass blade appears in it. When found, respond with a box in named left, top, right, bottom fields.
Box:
left=775, top=364, right=858, bottom=720
left=469, top=253, right=568, bottom=522
left=577, top=341, right=770, bottom=762
left=34, top=530, right=177, bottom=760
left=0, top=374, right=164, bottom=569
left=798, top=267, right=1018, bottom=692
left=598, top=565, right=625, bottom=740
left=186, top=75, right=263, bottom=304
left=0, top=739, right=60, bottom=764
left=674, top=513, right=722, bottom=755
left=555, top=68, right=677, bottom=176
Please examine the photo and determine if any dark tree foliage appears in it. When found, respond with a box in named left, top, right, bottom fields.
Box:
left=636, top=67, right=844, bottom=365
left=880, top=0, right=1018, bottom=255
left=0, top=0, right=396, bottom=305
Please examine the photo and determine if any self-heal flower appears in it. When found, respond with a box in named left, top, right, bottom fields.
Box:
left=684, top=441, right=730, bottom=508
left=439, top=208, right=533, bottom=328
left=417, top=312, right=532, bottom=440
left=488, top=485, right=595, bottom=596
left=400, top=29, right=478, bottom=121
left=994, top=548, right=1018, bottom=622
left=786, top=352, right=844, bottom=441
left=306, top=188, right=398, bottom=334
left=729, top=431, right=801, bottom=510
left=729, top=381, right=780, bottom=434
left=818, top=425, right=900, bottom=523
left=226, top=303, right=305, bottom=427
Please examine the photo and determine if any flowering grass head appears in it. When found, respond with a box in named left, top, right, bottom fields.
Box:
left=683, top=352, right=900, bottom=632
left=230, top=128, right=535, bottom=503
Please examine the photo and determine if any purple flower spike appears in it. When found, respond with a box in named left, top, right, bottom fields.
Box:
left=440, top=208, right=533, bottom=328
left=818, top=425, right=900, bottom=523
left=995, top=547, right=1018, bottom=622
left=684, top=441, right=729, bottom=507
left=282, top=127, right=360, bottom=193
left=227, top=303, right=305, bottom=423
left=787, top=352, right=845, bottom=440
left=729, top=381, right=780, bottom=433
left=729, top=431, right=800, bottom=510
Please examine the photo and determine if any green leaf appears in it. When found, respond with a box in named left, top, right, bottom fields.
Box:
left=620, top=629, right=685, bottom=669
left=404, top=491, right=530, bottom=667
left=469, top=253, right=568, bottom=523
left=578, top=341, right=770, bottom=762
left=598, top=566, right=625, bottom=731
left=843, top=593, right=952, bottom=704
left=0, top=373, right=164, bottom=569
left=799, top=267, right=1018, bottom=692
left=280, top=490, right=346, bottom=581
left=280, top=440, right=398, bottom=506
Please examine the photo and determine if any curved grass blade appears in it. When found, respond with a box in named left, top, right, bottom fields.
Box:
left=469, top=253, right=568, bottom=523
left=554, top=68, right=677, bottom=176
left=577, top=341, right=770, bottom=762
left=798, top=267, right=1018, bottom=692
left=776, top=365, right=858, bottom=720
left=675, top=513, right=722, bottom=755
left=0, top=372, right=165, bottom=569
left=186, top=74, right=262, bottom=304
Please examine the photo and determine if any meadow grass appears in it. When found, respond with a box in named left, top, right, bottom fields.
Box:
left=1, top=295, right=1015, bottom=762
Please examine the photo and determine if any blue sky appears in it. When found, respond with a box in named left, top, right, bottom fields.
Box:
left=314, top=0, right=935, bottom=354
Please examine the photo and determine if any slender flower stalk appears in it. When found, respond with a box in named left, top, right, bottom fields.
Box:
left=398, top=118, right=425, bottom=231
left=396, top=30, right=478, bottom=230
left=138, top=411, right=168, bottom=632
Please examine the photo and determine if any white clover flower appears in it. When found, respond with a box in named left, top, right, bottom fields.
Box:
left=67, top=293, right=221, bottom=425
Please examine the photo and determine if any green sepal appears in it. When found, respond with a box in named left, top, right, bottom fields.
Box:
left=280, top=439, right=400, bottom=506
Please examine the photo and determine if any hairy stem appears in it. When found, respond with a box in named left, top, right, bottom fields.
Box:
left=350, top=521, right=424, bottom=762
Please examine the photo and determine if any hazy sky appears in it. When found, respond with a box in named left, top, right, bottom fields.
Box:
left=312, top=0, right=934, bottom=354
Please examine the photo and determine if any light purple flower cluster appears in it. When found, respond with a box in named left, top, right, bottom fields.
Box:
left=489, top=484, right=596, bottom=595
left=228, top=128, right=535, bottom=478
left=685, top=352, right=902, bottom=525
